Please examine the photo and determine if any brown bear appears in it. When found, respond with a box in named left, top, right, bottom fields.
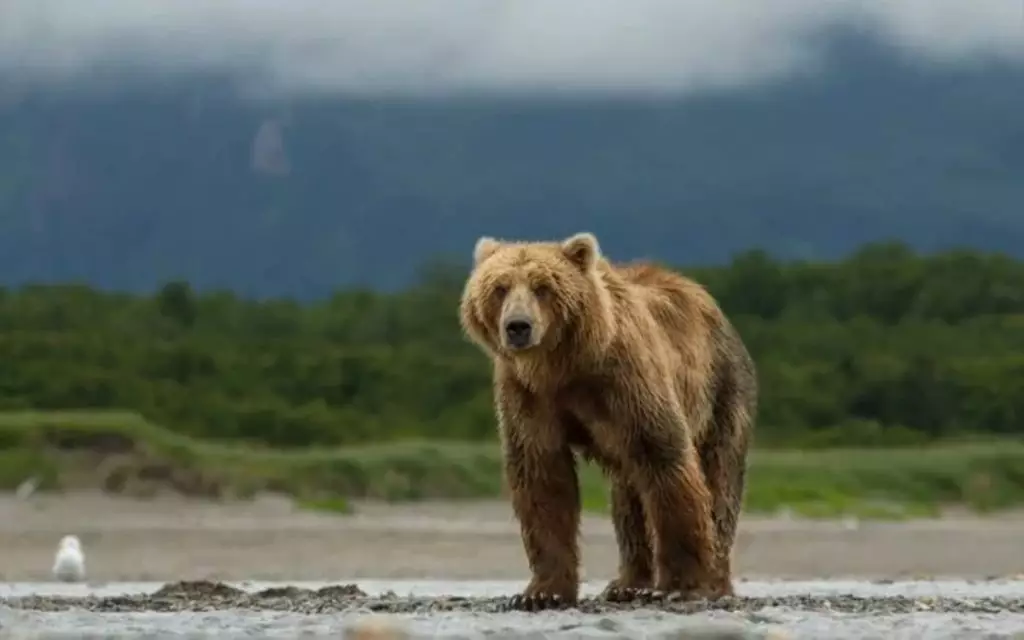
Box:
left=459, top=231, right=758, bottom=611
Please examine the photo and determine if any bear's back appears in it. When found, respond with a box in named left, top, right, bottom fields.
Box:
left=611, top=261, right=741, bottom=441
left=613, top=261, right=722, bottom=339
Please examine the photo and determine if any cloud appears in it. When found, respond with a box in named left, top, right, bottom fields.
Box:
left=0, top=0, right=1020, bottom=97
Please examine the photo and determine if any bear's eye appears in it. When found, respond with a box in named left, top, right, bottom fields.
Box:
left=533, top=284, right=551, bottom=298
left=493, top=284, right=508, bottom=299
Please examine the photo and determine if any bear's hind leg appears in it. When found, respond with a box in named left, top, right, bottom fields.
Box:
left=630, top=427, right=718, bottom=601
left=601, top=478, right=654, bottom=601
left=699, top=401, right=754, bottom=599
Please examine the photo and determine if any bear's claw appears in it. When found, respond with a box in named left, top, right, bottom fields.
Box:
left=507, top=591, right=571, bottom=612
left=602, top=586, right=648, bottom=602
left=603, top=586, right=710, bottom=603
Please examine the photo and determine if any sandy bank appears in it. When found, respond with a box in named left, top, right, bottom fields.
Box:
left=0, top=492, right=1021, bottom=582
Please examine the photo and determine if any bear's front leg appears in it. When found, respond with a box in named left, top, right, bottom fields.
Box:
left=627, top=414, right=721, bottom=601
left=601, top=478, right=654, bottom=602
left=503, top=433, right=581, bottom=611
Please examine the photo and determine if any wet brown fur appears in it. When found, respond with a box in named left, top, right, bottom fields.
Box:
left=459, top=232, right=758, bottom=607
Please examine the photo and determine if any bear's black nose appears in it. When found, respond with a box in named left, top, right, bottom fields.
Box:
left=504, top=319, right=533, bottom=348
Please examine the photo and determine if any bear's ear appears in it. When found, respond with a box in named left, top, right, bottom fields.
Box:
left=561, top=232, right=600, bottom=271
left=473, top=236, right=502, bottom=265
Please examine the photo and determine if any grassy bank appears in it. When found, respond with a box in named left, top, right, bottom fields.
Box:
left=1, top=411, right=1023, bottom=519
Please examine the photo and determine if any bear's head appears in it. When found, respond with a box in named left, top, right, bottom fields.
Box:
left=459, top=231, right=614, bottom=360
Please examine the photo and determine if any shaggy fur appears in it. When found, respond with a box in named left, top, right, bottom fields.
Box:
left=459, top=232, right=758, bottom=610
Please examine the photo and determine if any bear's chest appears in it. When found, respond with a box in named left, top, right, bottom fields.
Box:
left=554, top=380, right=627, bottom=471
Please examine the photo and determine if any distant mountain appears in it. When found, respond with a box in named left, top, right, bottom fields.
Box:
left=0, top=32, right=1021, bottom=297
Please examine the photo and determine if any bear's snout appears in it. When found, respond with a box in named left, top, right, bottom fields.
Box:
left=504, top=317, right=534, bottom=349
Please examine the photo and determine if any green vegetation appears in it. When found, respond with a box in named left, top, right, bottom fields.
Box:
left=0, top=411, right=503, bottom=505
left=1, top=243, right=1024, bottom=516
left=1, top=242, right=1023, bottom=447
left=3, top=411, right=1023, bottom=519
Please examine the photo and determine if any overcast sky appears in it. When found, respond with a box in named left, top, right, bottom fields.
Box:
left=1, top=0, right=1021, bottom=97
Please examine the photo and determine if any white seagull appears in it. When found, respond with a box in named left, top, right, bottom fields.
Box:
left=52, top=534, right=86, bottom=583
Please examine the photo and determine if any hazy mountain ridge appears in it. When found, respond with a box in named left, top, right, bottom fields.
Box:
left=0, top=34, right=1021, bottom=298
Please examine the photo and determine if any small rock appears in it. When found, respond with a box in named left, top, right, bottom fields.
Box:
left=15, top=476, right=40, bottom=500
left=344, top=616, right=409, bottom=640
left=659, top=620, right=760, bottom=639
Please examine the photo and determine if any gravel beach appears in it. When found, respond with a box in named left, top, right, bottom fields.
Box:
left=2, top=578, right=1023, bottom=638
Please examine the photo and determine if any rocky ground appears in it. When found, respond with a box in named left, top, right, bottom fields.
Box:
left=6, top=578, right=1023, bottom=615
left=2, top=577, right=1023, bottom=639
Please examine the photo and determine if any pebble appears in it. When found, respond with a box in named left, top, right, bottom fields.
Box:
left=345, top=615, right=410, bottom=639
